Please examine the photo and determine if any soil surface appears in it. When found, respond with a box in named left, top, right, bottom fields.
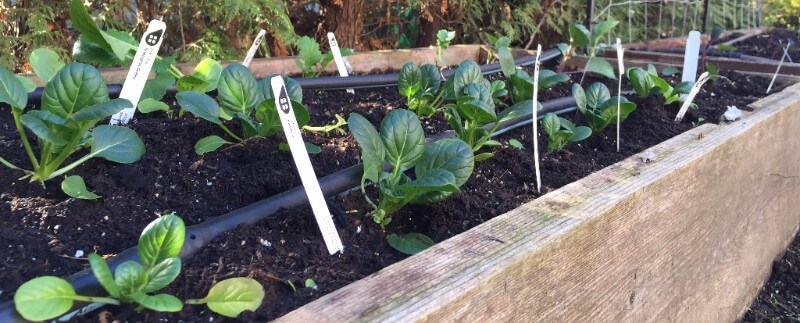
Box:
left=728, top=28, right=800, bottom=61
left=0, top=68, right=784, bottom=322
left=743, top=232, right=800, bottom=322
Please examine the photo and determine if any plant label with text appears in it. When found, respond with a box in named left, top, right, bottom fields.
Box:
left=327, top=32, right=354, bottom=94
left=270, top=77, right=344, bottom=255
left=243, top=29, right=266, bottom=68
left=111, top=19, right=167, bottom=125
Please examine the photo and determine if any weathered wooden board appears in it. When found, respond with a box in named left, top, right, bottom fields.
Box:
left=597, top=50, right=800, bottom=76
left=624, top=28, right=765, bottom=50
left=18, top=45, right=493, bottom=87
left=277, top=82, right=800, bottom=322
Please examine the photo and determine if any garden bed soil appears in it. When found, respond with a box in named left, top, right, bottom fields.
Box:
left=724, top=28, right=800, bottom=61
left=0, top=70, right=781, bottom=321
left=744, top=230, right=800, bottom=321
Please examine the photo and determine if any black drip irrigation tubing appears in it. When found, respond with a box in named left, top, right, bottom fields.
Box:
left=3, top=49, right=567, bottom=321
left=24, top=48, right=561, bottom=105
left=632, top=47, right=782, bottom=63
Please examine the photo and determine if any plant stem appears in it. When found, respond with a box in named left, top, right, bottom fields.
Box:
left=12, top=108, right=40, bottom=169
left=71, top=295, right=120, bottom=306
left=218, top=124, right=244, bottom=142
left=41, top=126, right=89, bottom=180
left=0, top=154, right=22, bottom=170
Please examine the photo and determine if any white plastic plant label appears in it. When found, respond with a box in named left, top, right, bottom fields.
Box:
left=681, top=30, right=701, bottom=101
left=767, top=41, right=793, bottom=93
left=675, top=71, right=711, bottom=122
left=532, top=44, right=542, bottom=194
left=110, top=19, right=167, bottom=125
left=270, top=76, right=344, bottom=255
left=242, top=29, right=266, bottom=68
left=615, top=38, right=624, bottom=153
left=327, top=32, right=354, bottom=94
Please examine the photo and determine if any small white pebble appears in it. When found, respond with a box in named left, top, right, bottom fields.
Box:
left=53, top=225, right=60, bottom=231
left=241, top=240, right=246, bottom=246
left=259, top=238, right=272, bottom=247
left=711, top=92, right=716, bottom=97
left=74, top=250, right=84, bottom=258
left=356, top=226, right=362, bottom=234
left=101, top=232, right=106, bottom=237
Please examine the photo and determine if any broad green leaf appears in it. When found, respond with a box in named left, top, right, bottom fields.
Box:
left=591, top=20, right=619, bottom=46
left=647, top=64, right=658, bottom=75
left=542, top=113, right=561, bottom=136
left=88, top=253, right=120, bottom=298
left=706, top=62, right=719, bottom=81
left=128, top=293, right=183, bottom=312
left=584, top=57, right=616, bottom=80
left=419, top=64, right=441, bottom=94
left=140, top=73, right=175, bottom=102
left=195, top=135, right=231, bottom=155
left=176, top=91, right=222, bottom=124
left=584, top=82, right=611, bottom=110
left=69, top=0, right=112, bottom=53
left=30, top=48, right=66, bottom=83
left=483, top=139, right=502, bottom=147
left=70, top=98, right=131, bottom=123
left=72, top=34, right=121, bottom=67
left=556, top=43, right=570, bottom=55
left=89, top=125, right=145, bottom=163
left=192, top=58, right=223, bottom=92
left=572, top=84, right=587, bottom=112
left=462, top=83, right=494, bottom=109
left=452, top=60, right=483, bottom=98
left=14, top=276, right=76, bottom=321
left=400, top=168, right=459, bottom=196
left=305, top=279, right=317, bottom=289
left=559, top=117, right=576, bottom=131
left=138, top=214, right=185, bottom=269
left=20, top=113, right=68, bottom=145
left=538, top=70, right=570, bottom=89
left=186, top=277, right=264, bottom=318
left=599, top=98, right=637, bottom=124
left=508, top=139, right=524, bottom=149
left=217, top=64, right=259, bottom=116
left=674, top=81, right=694, bottom=94
left=254, top=99, right=311, bottom=136
left=662, top=66, right=679, bottom=76
left=627, top=67, right=654, bottom=98
left=277, top=142, right=321, bottom=154
left=258, top=76, right=302, bottom=103
left=0, top=66, right=28, bottom=110
left=380, top=109, right=425, bottom=169
left=387, top=233, right=434, bottom=255
left=489, top=80, right=507, bottom=98
left=16, top=75, right=37, bottom=93
left=26, top=110, right=66, bottom=125
left=497, top=99, right=535, bottom=124
left=114, top=261, right=145, bottom=295
left=570, top=126, right=592, bottom=141
left=99, top=29, right=138, bottom=62
left=61, top=175, right=100, bottom=199
left=474, top=152, right=494, bottom=162
left=141, top=257, right=181, bottom=293
left=348, top=113, right=385, bottom=184
left=176, top=75, right=210, bottom=93
left=437, top=29, right=455, bottom=42
left=508, top=72, right=533, bottom=103
left=457, top=98, right=495, bottom=124
left=498, top=46, right=516, bottom=78
left=494, top=36, right=511, bottom=49
left=568, top=23, right=590, bottom=46
left=42, top=63, right=109, bottom=119
left=413, top=138, right=474, bottom=204
left=398, top=63, right=422, bottom=98
left=138, top=98, right=171, bottom=115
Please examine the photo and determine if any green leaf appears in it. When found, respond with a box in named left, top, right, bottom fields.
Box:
left=26, top=110, right=66, bottom=125
left=176, top=75, right=210, bottom=93
left=217, top=64, right=259, bottom=116
left=542, top=113, right=561, bottom=136
left=138, top=213, right=185, bottom=269
left=70, top=98, right=131, bottom=123
left=627, top=67, right=654, bottom=98
left=497, top=99, right=535, bottom=124
left=176, top=91, right=222, bottom=124
left=508, top=139, right=524, bottom=149
left=0, top=65, right=29, bottom=110
left=349, top=113, right=385, bottom=184
left=538, top=70, right=570, bottom=89
left=138, top=98, right=171, bottom=116
left=716, top=44, right=738, bottom=52
left=387, top=233, right=434, bottom=255
left=296, top=36, right=322, bottom=75
left=140, top=73, right=175, bottom=102
left=572, top=84, right=587, bottom=112
left=89, top=125, right=145, bottom=163
left=72, top=34, right=121, bottom=67
left=254, top=99, right=310, bottom=136
left=70, top=0, right=113, bottom=54
left=591, top=20, right=619, bottom=46
left=398, top=63, right=422, bottom=98
left=483, top=139, right=502, bottom=147
left=380, top=109, right=425, bottom=170
left=42, top=63, right=109, bottom=119
left=474, top=152, right=494, bottom=162
left=568, top=23, right=590, bottom=46
left=99, top=29, right=138, bottom=62
left=258, top=75, right=303, bottom=103
left=508, top=72, right=533, bottom=103
left=14, top=276, right=77, bottom=321
left=400, top=168, right=459, bottom=196
left=673, top=81, right=694, bottom=95
left=706, top=62, right=719, bottom=81
left=20, top=113, right=68, bottom=145
left=61, top=175, right=100, bottom=199
left=128, top=293, right=183, bottom=312
left=584, top=57, right=616, bottom=80
left=186, top=277, right=264, bottom=318
left=88, top=253, right=120, bottom=298
left=419, top=64, right=441, bottom=94
left=457, top=98, right=496, bottom=124
left=569, top=126, right=592, bottom=141
left=114, top=261, right=145, bottom=295
left=584, top=82, right=611, bottom=110
left=662, top=66, right=679, bottom=76
left=452, top=60, right=483, bottom=98
left=437, top=29, right=455, bottom=42
left=141, top=257, right=181, bottom=293
left=279, top=142, right=322, bottom=154
left=16, top=75, right=36, bottom=93
left=412, top=139, right=474, bottom=204
left=498, top=46, right=516, bottom=78
left=30, top=48, right=66, bottom=83
left=305, top=279, right=317, bottom=289
left=195, top=135, right=231, bottom=155
left=192, top=58, right=223, bottom=92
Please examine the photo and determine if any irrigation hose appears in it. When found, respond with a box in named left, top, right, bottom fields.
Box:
left=0, top=94, right=577, bottom=322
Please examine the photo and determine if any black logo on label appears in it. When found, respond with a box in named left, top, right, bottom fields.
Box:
left=278, top=87, right=291, bottom=114
left=145, top=30, right=163, bottom=46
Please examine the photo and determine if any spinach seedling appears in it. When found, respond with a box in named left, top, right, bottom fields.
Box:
left=627, top=66, right=693, bottom=105
left=436, top=29, right=456, bottom=66
left=14, top=214, right=265, bottom=320
left=572, top=82, right=637, bottom=133
left=541, top=113, right=591, bottom=152
left=563, top=20, right=620, bottom=82
left=496, top=40, right=568, bottom=103
left=398, top=62, right=442, bottom=116
left=295, top=35, right=355, bottom=77
left=349, top=109, right=474, bottom=228
left=0, top=64, right=145, bottom=185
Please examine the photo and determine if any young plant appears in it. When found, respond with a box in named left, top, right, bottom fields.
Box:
left=564, top=20, right=620, bottom=81
left=627, top=66, right=693, bottom=105
left=436, top=29, right=456, bottom=66
left=496, top=38, right=568, bottom=103
left=0, top=64, right=145, bottom=185
left=397, top=62, right=442, bottom=116
left=295, top=35, right=355, bottom=77
left=541, top=113, right=591, bottom=152
left=348, top=109, right=474, bottom=228
left=14, top=214, right=264, bottom=321
left=572, top=82, right=637, bottom=133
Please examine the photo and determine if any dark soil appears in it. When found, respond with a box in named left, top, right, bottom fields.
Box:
left=0, top=69, right=783, bottom=322
left=729, top=28, right=800, bottom=61
left=743, top=231, right=800, bottom=322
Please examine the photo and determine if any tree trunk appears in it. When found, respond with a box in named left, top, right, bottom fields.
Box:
left=418, top=0, right=448, bottom=47
left=317, top=0, right=365, bottom=50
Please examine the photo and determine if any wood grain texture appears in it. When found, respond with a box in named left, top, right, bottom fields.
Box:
left=623, top=28, right=765, bottom=50
left=277, top=83, right=800, bottom=322
left=599, top=50, right=800, bottom=76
